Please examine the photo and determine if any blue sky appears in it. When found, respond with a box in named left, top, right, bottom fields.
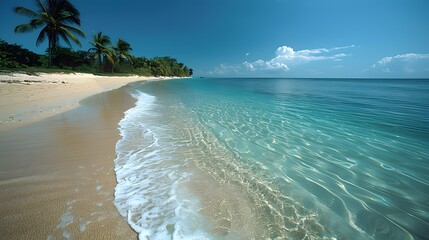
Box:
left=1, top=0, right=428, bottom=78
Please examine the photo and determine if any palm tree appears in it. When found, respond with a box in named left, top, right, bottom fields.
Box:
left=89, top=32, right=114, bottom=71
left=115, top=39, right=133, bottom=65
left=14, top=0, right=85, bottom=67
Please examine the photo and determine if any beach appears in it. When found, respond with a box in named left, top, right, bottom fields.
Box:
left=1, top=75, right=428, bottom=239
left=112, top=78, right=429, bottom=239
left=0, top=73, right=163, bottom=239
left=0, top=72, right=167, bottom=132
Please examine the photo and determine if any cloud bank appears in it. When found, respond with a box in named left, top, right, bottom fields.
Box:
left=205, top=47, right=429, bottom=78
left=376, top=53, right=429, bottom=65
left=243, top=45, right=354, bottom=72
left=372, top=53, right=429, bottom=74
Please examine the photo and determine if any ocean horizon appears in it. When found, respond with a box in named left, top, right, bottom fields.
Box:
left=114, top=77, right=429, bottom=239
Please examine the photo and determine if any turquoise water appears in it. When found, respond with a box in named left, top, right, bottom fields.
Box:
left=114, top=78, right=429, bottom=239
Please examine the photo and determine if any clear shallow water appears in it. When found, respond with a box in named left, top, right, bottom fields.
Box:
left=114, top=78, right=429, bottom=239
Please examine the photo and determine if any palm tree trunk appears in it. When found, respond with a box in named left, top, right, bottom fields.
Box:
left=98, top=51, right=102, bottom=71
left=48, top=39, right=52, bottom=68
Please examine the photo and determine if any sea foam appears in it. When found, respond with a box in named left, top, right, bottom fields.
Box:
left=113, top=78, right=429, bottom=239
left=114, top=91, right=213, bottom=239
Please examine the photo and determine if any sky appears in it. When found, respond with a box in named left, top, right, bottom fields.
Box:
left=1, top=0, right=429, bottom=78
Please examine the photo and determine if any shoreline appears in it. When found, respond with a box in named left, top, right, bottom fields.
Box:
left=0, top=72, right=173, bottom=132
left=0, top=73, right=177, bottom=239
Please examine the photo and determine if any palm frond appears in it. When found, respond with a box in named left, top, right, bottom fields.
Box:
left=104, top=51, right=115, bottom=65
left=14, top=7, right=39, bottom=18
left=117, top=39, right=132, bottom=51
left=37, top=0, right=49, bottom=15
left=102, top=36, right=112, bottom=45
left=15, top=0, right=85, bottom=67
left=57, top=0, right=81, bottom=25
left=30, top=19, right=45, bottom=28
left=62, top=24, right=85, bottom=38
left=126, top=54, right=134, bottom=64
left=39, top=12, right=50, bottom=21
left=59, top=31, right=72, bottom=47
left=101, top=34, right=112, bottom=45
left=60, top=0, right=80, bottom=16
left=91, top=52, right=100, bottom=59
left=36, top=27, right=48, bottom=46
left=14, top=23, right=36, bottom=33
left=60, top=26, right=81, bottom=47
left=95, top=32, right=102, bottom=40
left=61, top=13, right=81, bottom=25
left=91, top=32, right=112, bottom=48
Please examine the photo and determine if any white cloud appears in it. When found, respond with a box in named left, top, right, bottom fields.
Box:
left=207, top=45, right=355, bottom=76
left=243, top=59, right=289, bottom=71
left=243, top=45, right=354, bottom=72
left=210, top=63, right=242, bottom=75
left=376, top=53, right=429, bottom=65
left=372, top=53, right=429, bottom=76
left=404, top=66, right=415, bottom=73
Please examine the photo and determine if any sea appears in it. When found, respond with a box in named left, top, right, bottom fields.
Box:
left=113, top=78, right=429, bottom=240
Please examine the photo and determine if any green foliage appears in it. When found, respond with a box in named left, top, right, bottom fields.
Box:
left=115, top=39, right=133, bottom=64
left=89, top=32, right=114, bottom=71
left=1, top=38, right=193, bottom=76
left=14, top=0, right=85, bottom=67
left=131, top=56, right=192, bottom=77
left=151, top=57, right=192, bottom=77
left=132, top=57, right=152, bottom=76
left=133, top=67, right=153, bottom=76
left=50, top=47, right=92, bottom=70
left=11, top=0, right=193, bottom=77
left=0, top=40, right=42, bottom=69
left=88, top=33, right=136, bottom=73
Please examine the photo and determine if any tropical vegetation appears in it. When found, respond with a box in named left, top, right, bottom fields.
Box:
left=0, top=39, right=192, bottom=77
left=14, top=0, right=85, bottom=67
left=0, top=40, right=42, bottom=69
left=88, top=32, right=114, bottom=71
left=4, top=0, right=192, bottom=77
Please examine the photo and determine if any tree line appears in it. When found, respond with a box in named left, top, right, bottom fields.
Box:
left=1, top=0, right=192, bottom=77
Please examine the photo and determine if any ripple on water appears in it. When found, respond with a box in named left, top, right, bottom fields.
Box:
left=115, top=78, right=429, bottom=240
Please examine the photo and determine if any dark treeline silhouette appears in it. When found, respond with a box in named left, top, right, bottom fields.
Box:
left=0, top=40, right=43, bottom=69
left=6, top=0, right=192, bottom=77
left=14, top=0, right=85, bottom=68
left=0, top=40, right=192, bottom=77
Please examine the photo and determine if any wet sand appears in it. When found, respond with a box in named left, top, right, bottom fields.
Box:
left=0, top=72, right=165, bottom=132
left=0, top=83, right=145, bottom=239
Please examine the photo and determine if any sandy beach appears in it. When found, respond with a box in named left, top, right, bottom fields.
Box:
left=0, top=73, right=164, bottom=239
left=0, top=72, right=165, bottom=132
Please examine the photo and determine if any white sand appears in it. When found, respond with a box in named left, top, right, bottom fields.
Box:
left=0, top=72, right=164, bottom=131
left=0, top=72, right=176, bottom=239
